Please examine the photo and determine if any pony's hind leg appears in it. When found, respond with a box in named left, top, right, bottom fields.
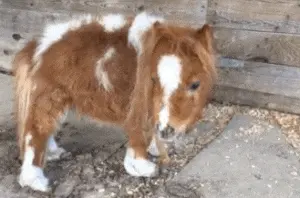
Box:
left=16, top=82, right=70, bottom=192
left=46, top=110, right=68, bottom=161
left=19, top=130, right=51, bottom=192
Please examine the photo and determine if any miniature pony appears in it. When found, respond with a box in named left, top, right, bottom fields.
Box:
left=12, top=12, right=216, bottom=192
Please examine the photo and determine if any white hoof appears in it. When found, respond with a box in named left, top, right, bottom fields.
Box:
left=124, top=148, right=158, bottom=177
left=18, top=166, right=50, bottom=192
left=47, top=147, right=66, bottom=161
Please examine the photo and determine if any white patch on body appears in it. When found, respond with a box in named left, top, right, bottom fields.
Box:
left=128, top=12, right=164, bottom=53
left=123, top=147, right=158, bottom=177
left=18, top=134, right=50, bottom=192
left=157, top=55, right=182, bottom=130
left=147, top=136, right=160, bottom=156
left=46, top=135, right=66, bottom=161
left=101, top=14, right=126, bottom=32
left=34, top=14, right=94, bottom=61
left=95, top=47, right=115, bottom=91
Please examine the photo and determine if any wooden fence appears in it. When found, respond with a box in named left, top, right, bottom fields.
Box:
left=1, top=0, right=300, bottom=114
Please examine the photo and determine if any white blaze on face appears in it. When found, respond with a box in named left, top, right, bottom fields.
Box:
left=157, top=55, right=182, bottom=130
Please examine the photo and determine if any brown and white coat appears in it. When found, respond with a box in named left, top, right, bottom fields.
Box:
left=12, top=12, right=216, bottom=192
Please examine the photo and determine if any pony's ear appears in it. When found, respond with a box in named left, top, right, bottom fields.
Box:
left=194, top=24, right=217, bottom=83
left=195, top=24, right=214, bottom=54
left=124, top=26, right=158, bottom=141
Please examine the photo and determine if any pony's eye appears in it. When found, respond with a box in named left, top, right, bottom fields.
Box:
left=189, top=81, right=200, bottom=91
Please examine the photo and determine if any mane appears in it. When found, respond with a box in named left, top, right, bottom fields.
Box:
left=151, top=24, right=217, bottom=83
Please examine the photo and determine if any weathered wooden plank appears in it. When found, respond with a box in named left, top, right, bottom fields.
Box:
left=217, top=58, right=300, bottom=98
left=214, top=58, right=300, bottom=114
left=0, top=8, right=71, bottom=35
left=0, top=8, right=70, bottom=70
left=0, top=73, right=13, bottom=125
left=0, top=29, right=31, bottom=70
left=0, top=49, right=15, bottom=71
left=207, top=0, right=300, bottom=34
left=144, top=0, right=207, bottom=27
left=0, top=41, right=26, bottom=71
left=214, top=27, right=300, bottom=67
left=0, top=0, right=207, bottom=27
left=0, top=0, right=142, bottom=15
left=213, top=85, right=300, bottom=115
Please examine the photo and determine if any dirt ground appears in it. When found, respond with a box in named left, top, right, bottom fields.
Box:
left=0, top=102, right=299, bottom=198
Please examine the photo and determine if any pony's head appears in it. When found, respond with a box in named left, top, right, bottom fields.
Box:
left=150, top=23, right=216, bottom=141
left=127, top=12, right=217, bottom=142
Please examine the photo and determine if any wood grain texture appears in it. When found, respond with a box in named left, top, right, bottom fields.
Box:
left=207, top=0, right=300, bottom=34
left=0, top=33, right=29, bottom=70
left=0, top=8, right=71, bottom=70
left=214, top=58, right=300, bottom=114
left=214, top=27, right=300, bottom=67
left=0, top=0, right=207, bottom=26
left=217, top=58, right=300, bottom=98
left=0, top=0, right=143, bottom=15
left=0, top=8, right=71, bottom=35
left=144, top=0, right=207, bottom=27
left=213, top=85, right=300, bottom=115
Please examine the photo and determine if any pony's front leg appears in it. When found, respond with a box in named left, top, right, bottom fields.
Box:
left=147, top=134, right=170, bottom=166
left=123, top=130, right=159, bottom=177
